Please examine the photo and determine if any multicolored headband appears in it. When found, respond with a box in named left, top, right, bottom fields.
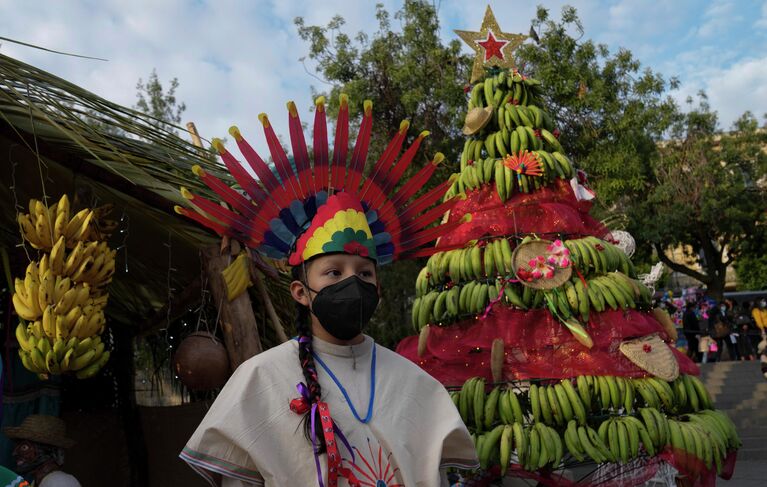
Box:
left=176, top=95, right=470, bottom=266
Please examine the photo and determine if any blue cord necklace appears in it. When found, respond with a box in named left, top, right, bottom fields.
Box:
left=311, top=343, right=376, bottom=424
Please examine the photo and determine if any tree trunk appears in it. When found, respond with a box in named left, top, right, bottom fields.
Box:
left=203, top=245, right=263, bottom=371
left=654, top=242, right=727, bottom=301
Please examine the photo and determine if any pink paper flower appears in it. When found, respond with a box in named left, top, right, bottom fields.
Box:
left=546, top=240, right=571, bottom=268
left=528, top=255, right=555, bottom=279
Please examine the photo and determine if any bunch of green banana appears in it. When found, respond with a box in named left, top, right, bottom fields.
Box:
left=534, top=150, right=572, bottom=179
left=529, top=380, right=589, bottom=427
left=467, top=70, right=545, bottom=112
left=496, top=388, right=527, bottom=425
left=221, top=252, right=253, bottom=301
left=457, top=377, right=487, bottom=432
left=669, top=375, right=714, bottom=412
left=500, top=103, right=552, bottom=131
left=422, top=239, right=515, bottom=286
left=568, top=422, right=615, bottom=463
left=596, top=416, right=653, bottom=463
left=666, top=414, right=739, bottom=474
left=16, top=325, right=110, bottom=379
left=586, top=376, right=634, bottom=412
left=632, top=377, right=680, bottom=412
left=564, top=237, right=637, bottom=278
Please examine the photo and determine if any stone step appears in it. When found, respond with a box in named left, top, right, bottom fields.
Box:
left=703, top=370, right=763, bottom=381
left=732, top=448, right=767, bottom=461
left=739, top=437, right=766, bottom=449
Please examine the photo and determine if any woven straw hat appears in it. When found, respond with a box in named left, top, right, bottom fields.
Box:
left=3, top=415, right=75, bottom=449
left=619, top=333, right=679, bottom=381
left=462, top=106, right=494, bottom=135
left=512, top=239, right=572, bottom=290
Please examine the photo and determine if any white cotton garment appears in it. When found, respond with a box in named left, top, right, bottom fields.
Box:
left=37, top=471, right=81, bottom=487
left=181, top=335, right=478, bottom=487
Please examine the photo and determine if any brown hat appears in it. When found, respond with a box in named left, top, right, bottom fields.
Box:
left=3, top=415, right=75, bottom=449
left=462, top=106, right=493, bottom=135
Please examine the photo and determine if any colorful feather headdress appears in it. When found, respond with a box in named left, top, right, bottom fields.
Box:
left=176, top=95, right=469, bottom=266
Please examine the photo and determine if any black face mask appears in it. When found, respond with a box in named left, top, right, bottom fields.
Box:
left=305, top=276, right=380, bottom=341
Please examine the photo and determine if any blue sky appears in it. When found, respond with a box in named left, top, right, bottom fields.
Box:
left=0, top=0, right=765, bottom=156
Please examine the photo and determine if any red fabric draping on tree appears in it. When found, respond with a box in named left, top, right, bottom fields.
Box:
left=657, top=447, right=737, bottom=487
left=438, top=180, right=608, bottom=247
left=397, top=307, right=699, bottom=386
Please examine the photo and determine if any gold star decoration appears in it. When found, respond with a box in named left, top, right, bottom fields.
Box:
left=455, top=5, right=528, bottom=83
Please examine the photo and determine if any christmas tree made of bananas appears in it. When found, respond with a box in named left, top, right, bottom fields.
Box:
left=13, top=195, right=116, bottom=379
left=400, top=6, right=740, bottom=481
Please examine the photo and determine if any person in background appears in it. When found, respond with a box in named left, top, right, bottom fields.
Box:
left=759, top=335, right=767, bottom=380
left=683, top=301, right=701, bottom=361
left=752, top=299, right=767, bottom=332
left=3, top=415, right=80, bottom=487
left=735, top=302, right=756, bottom=360
left=698, top=332, right=715, bottom=364
left=709, top=305, right=737, bottom=361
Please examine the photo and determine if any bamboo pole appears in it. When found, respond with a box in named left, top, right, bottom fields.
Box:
left=250, top=264, right=289, bottom=343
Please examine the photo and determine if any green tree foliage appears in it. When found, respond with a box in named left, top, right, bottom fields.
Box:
left=295, top=2, right=766, bottom=337
left=735, top=225, right=767, bottom=291
left=518, top=6, right=681, bottom=207
left=134, top=69, right=186, bottom=131
left=639, top=103, right=767, bottom=298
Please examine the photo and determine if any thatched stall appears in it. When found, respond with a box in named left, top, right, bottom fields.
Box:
left=0, top=53, right=292, bottom=486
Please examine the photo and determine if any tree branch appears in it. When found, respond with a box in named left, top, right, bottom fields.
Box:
left=654, top=243, right=710, bottom=284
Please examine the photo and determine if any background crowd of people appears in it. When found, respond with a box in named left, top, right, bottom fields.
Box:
left=670, top=297, right=767, bottom=366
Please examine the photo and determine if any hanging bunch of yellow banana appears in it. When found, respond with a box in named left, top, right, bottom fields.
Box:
left=13, top=195, right=116, bottom=379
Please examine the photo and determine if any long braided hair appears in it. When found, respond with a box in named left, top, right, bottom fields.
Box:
left=292, top=264, right=327, bottom=453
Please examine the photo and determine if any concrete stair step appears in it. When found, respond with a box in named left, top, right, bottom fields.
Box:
left=739, top=437, right=766, bottom=450
left=732, top=448, right=767, bottom=461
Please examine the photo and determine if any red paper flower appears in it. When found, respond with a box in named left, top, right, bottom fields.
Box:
left=552, top=129, right=561, bottom=138
left=534, top=129, right=542, bottom=139
left=528, top=255, right=555, bottom=279
left=463, top=84, right=471, bottom=94
left=643, top=344, right=652, bottom=353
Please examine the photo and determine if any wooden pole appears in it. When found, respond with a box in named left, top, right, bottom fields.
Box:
left=186, top=122, right=204, bottom=149
left=203, top=245, right=263, bottom=370
left=250, top=266, right=289, bottom=343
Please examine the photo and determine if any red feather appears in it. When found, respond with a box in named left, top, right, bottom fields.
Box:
left=175, top=205, right=228, bottom=236
left=358, top=120, right=409, bottom=201
left=377, top=130, right=430, bottom=201
left=181, top=189, right=267, bottom=242
left=313, top=97, right=330, bottom=192
left=212, top=140, right=277, bottom=212
left=287, top=101, right=310, bottom=199
left=393, top=197, right=459, bottom=238
left=259, top=113, right=301, bottom=201
left=193, top=166, right=262, bottom=220
left=230, top=128, right=288, bottom=207
left=330, top=95, right=350, bottom=192
left=399, top=215, right=472, bottom=253
left=345, top=100, right=373, bottom=196
left=390, top=153, right=444, bottom=209
left=397, top=178, right=457, bottom=222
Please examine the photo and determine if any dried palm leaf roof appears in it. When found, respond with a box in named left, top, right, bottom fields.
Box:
left=0, top=52, right=292, bottom=331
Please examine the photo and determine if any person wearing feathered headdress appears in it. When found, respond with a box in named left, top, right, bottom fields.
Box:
left=178, top=96, right=477, bottom=486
